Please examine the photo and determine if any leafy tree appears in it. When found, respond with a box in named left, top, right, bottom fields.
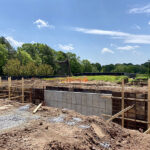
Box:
left=22, top=62, right=37, bottom=76
left=17, top=49, right=33, bottom=65
left=0, top=37, right=16, bottom=59
left=82, top=59, right=92, bottom=73
left=37, top=64, right=54, bottom=76
left=0, top=44, right=8, bottom=74
left=3, top=59, right=21, bottom=76
left=67, top=52, right=83, bottom=74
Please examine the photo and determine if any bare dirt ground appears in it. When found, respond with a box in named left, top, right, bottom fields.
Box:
left=1, top=79, right=148, bottom=93
left=0, top=100, right=150, bottom=150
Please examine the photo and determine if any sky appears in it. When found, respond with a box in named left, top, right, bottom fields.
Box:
left=1, top=0, right=150, bottom=65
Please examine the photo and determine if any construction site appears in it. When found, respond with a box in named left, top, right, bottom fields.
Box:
left=0, top=77, right=150, bottom=149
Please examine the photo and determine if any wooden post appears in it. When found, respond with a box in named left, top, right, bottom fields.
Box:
left=8, top=77, right=11, bottom=100
left=29, top=88, right=32, bottom=103
left=22, top=77, right=24, bottom=103
left=121, top=79, right=125, bottom=127
left=0, top=77, right=1, bottom=87
left=106, top=105, right=135, bottom=123
left=148, top=79, right=150, bottom=128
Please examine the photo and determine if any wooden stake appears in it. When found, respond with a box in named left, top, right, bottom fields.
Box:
left=0, top=77, right=1, bottom=87
left=102, top=114, right=147, bottom=124
left=144, top=127, right=150, bottom=134
left=8, top=77, right=11, bottom=100
left=106, top=105, right=135, bottom=123
left=33, top=103, right=42, bottom=114
left=121, top=79, right=125, bottom=127
left=148, top=79, right=150, bottom=128
left=22, top=77, right=24, bottom=103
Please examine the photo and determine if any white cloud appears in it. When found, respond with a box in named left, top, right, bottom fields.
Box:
left=34, top=19, right=55, bottom=29
left=58, top=44, right=74, bottom=51
left=74, top=27, right=150, bottom=44
left=129, top=4, right=150, bottom=14
left=101, top=48, right=114, bottom=54
left=117, top=45, right=139, bottom=51
left=6, top=36, right=23, bottom=47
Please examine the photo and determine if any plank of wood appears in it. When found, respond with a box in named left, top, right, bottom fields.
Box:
left=33, top=103, right=43, bottom=114
left=6, top=95, right=23, bottom=100
left=22, top=77, right=24, bottom=103
left=148, top=79, right=150, bottom=128
left=102, top=114, right=147, bottom=124
left=106, top=105, right=135, bottom=123
left=144, top=128, right=150, bottom=134
left=121, top=79, right=125, bottom=127
left=0, top=77, right=1, bottom=87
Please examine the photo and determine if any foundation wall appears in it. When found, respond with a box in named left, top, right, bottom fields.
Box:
left=44, top=90, right=112, bottom=116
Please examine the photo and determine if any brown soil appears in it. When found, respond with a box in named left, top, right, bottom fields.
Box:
left=1, top=79, right=148, bottom=93
left=0, top=100, right=150, bottom=150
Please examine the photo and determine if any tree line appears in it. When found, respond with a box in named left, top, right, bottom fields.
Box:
left=0, top=36, right=149, bottom=76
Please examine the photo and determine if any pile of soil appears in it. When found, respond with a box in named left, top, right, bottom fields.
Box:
left=0, top=100, right=150, bottom=150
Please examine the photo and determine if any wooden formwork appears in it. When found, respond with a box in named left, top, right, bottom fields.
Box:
left=111, top=80, right=149, bottom=132
left=0, top=77, right=44, bottom=104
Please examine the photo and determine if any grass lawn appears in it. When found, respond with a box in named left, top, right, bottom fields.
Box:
left=43, top=75, right=128, bottom=83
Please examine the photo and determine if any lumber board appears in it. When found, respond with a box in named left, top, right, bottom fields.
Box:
left=144, top=128, right=150, bottom=134
left=106, top=105, right=135, bottom=123
left=33, top=103, right=42, bottom=114
left=148, top=79, right=150, bottom=128
left=102, top=114, right=147, bottom=124
left=122, top=79, right=125, bottom=127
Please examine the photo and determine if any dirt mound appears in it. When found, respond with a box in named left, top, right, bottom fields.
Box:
left=0, top=101, right=150, bottom=150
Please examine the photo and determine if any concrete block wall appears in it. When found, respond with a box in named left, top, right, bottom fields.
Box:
left=44, top=90, right=112, bottom=117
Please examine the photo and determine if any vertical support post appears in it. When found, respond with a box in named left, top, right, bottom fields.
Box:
left=121, top=79, right=125, bottom=127
left=22, top=77, right=24, bottom=103
left=8, top=77, right=11, bottom=100
left=148, top=79, right=150, bottom=128
left=0, top=77, right=1, bottom=87
left=29, top=88, right=32, bottom=103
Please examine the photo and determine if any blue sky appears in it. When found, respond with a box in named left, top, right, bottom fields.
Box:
left=1, top=0, right=150, bottom=65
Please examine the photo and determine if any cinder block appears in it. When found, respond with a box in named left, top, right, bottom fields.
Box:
left=53, top=92, right=58, bottom=101
left=62, top=92, right=67, bottom=102
left=98, top=95, right=106, bottom=109
left=81, top=93, right=87, bottom=106
left=93, top=94, right=100, bottom=107
left=99, top=109, right=105, bottom=116
left=76, top=104, right=82, bottom=113
left=105, top=99, right=112, bottom=115
left=66, top=92, right=72, bottom=103
left=57, top=92, right=62, bottom=102
left=87, top=106, right=93, bottom=115
left=72, top=93, right=76, bottom=104
left=67, top=103, right=72, bottom=110
left=71, top=104, right=76, bottom=111
left=87, top=94, right=93, bottom=106
left=62, top=102, right=67, bottom=108
left=57, top=101, right=63, bottom=108
left=76, top=93, right=82, bottom=105
left=81, top=106, right=87, bottom=115
left=53, top=101, right=58, bottom=107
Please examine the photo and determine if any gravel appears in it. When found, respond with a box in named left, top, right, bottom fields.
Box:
left=0, top=105, right=39, bottom=131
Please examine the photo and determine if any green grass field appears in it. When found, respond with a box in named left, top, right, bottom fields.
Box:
left=43, top=75, right=128, bottom=83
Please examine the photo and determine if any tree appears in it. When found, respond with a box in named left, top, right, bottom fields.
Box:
left=17, top=49, right=33, bottom=65
left=91, top=63, right=101, bottom=72
left=3, top=59, right=21, bottom=76
left=0, top=44, right=8, bottom=74
left=67, top=52, right=83, bottom=74
left=37, top=64, right=54, bottom=76
left=0, top=36, right=16, bottom=59
left=22, top=62, right=37, bottom=76
left=82, top=59, right=92, bottom=73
